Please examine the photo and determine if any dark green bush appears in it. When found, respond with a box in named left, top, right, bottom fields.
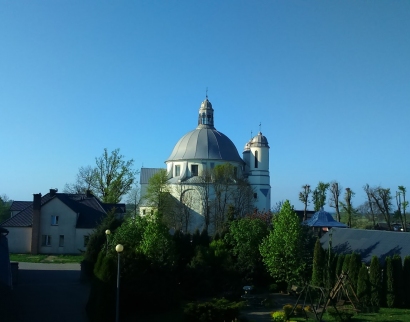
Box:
left=183, top=298, right=243, bottom=322
left=403, top=256, right=410, bottom=308
left=369, top=256, right=382, bottom=308
left=385, top=257, right=395, bottom=308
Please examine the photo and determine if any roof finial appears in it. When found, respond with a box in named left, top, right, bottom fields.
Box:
left=206, top=87, right=208, bottom=99
left=259, top=122, right=261, bottom=132
left=251, top=130, right=253, bottom=139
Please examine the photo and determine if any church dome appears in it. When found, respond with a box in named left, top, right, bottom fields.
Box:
left=250, top=132, right=269, bottom=148
left=166, top=97, right=244, bottom=163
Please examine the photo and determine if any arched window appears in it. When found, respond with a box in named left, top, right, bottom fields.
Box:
left=255, top=150, right=258, bottom=168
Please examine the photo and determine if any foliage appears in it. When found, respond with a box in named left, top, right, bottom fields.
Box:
left=348, top=253, right=362, bottom=291
left=143, top=169, right=175, bottom=219
left=336, top=254, right=345, bottom=277
left=385, top=256, right=395, bottom=308
left=342, top=254, right=351, bottom=274
left=311, top=239, right=325, bottom=286
left=283, top=304, right=293, bottom=320
left=357, top=264, right=371, bottom=306
left=259, top=200, right=306, bottom=287
left=339, top=188, right=356, bottom=227
left=224, top=217, right=268, bottom=275
left=392, top=254, right=404, bottom=308
left=65, top=148, right=137, bottom=203
left=183, top=298, right=244, bottom=322
left=299, top=184, right=311, bottom=221
left=271, top=311, right=286, bottom=322
left=369, top=256, right=382, bottom=308
left=403, top=256, right=410, bottom=308
left=0, top=194, right=11, bottom=223
left=83, top=210, right=122, bottom=277
left=312, top=181, right=329, bottom=211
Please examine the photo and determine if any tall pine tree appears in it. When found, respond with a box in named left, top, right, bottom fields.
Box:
left=357, top=264, right=370, bottom=306
left=403, top=256, right=410, bottom=308
left=385, top=257, right=395, bottom=308
left=311, top=239, right=325, bottom=286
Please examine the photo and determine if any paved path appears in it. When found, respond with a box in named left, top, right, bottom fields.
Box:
left=2, top=262, right=90, bottom=322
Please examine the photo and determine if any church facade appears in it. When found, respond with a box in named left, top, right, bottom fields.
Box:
left=140, top=96, right=271, bottom=232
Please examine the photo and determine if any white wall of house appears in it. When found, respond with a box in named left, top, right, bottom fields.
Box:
left=76, top=228, right=94, bottom=253
left=38, top=198, right=79, bottom=254
left=6, top=227, right=32, bottom=253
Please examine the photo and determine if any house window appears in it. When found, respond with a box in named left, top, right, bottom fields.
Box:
left=51, top=215, right=59, bottom=225
left=254, top=193, right=257, bottom=199
left=254, top=151, right=258, bottom=168
left=142, top=209, right=146, bottom=215
left=150, top=210, right=154, bottom=215
left=175, top=165, right=180, bottom=176
left=234, top=167, right=237, bottom=177
left=191, top=164, right=198, bottom=176
left=59, top=235, right=64, bottom=247
left=84, top=235, right=90, bottom=247
left=42, top=235, right=52, bottom=246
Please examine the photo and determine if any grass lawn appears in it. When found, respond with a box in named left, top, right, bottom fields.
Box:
left=290, top=308, right=410, bottom=321
left=9, top=253, right=84, bottom=263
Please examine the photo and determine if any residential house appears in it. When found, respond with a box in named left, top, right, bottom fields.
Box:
left=320, top=227, right=410, bottom=266
left=0, top=189, right=125, bottom=254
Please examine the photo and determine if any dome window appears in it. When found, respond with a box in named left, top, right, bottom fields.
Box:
left=191, top=164, right=198, bottom=176
left=254, top=151, right=258, bottom=168
left=175, top=165, right=180, bottom=177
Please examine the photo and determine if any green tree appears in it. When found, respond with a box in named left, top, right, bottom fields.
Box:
left=349, top=253, right=362, bottom=292
left=0, top=194, right=11, bottom=223
left=385, top=257, right=395, bottom=308
left=259, top=200, right=305, bottom=287
left=311, top=239, right=325, bottom=286
left=392, top=254, right=404, bottom=307
left=312, top=182, right=329, bottom=211
left=299, top=184, right=311, bottom=221
left=144, top=169, right=175, bottom=220
left=403, top=256, right=410, bottom=308
left=336, top=254, right=345, bottom=277
left=339, top=188, right=356, bottom=228
left=65, top=148, right=137, bottom=203
left=369, top=256, right=382, bottom=308
left=224, top=217, right=268, bottom=275
left=342, top=254, right=351, bottom=274
left=357, top=264, right=371, bottom=306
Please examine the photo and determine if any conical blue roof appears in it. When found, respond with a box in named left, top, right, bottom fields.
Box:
left=303, top=210, right=348, bottom=228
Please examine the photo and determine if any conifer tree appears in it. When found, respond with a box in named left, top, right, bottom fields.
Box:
left=386, top=257, right=395, bottom=308
left=357, top=264, right=370, bottom=306
left=369, top=256, right=382, bottom=308
left=336, top=254, right=345, bottom=277
left=311, top=239, right=325, bottom=286
left=392, top=254, right=404, bottom=307
left=342, top=254, right=351, bottom=274
left=403, top=256, right=410, bottom=308
left=348, top=253, right=362, bottom=291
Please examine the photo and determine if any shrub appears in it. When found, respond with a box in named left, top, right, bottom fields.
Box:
left=311, top=239, right=325, bottom=287
left=385, top=256, right=395, bottom=308
left=392, top=254, right=404, bottom=307
left=294, top=304, right=304, bottom=315
left=183, top=298, right=244, bottom=322
left=356, top=264, right=370, bottom=306
left=369, top=256, right=382, bottom=308
left=403, top=256, right=410, bottom=308
left=326, top=307, right=354, bottom=322
left=271, top=311, right=286, bottom=322
left=282, top=304, right=293, bottom=320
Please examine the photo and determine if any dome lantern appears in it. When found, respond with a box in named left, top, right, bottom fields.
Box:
left=197, top=96, right=214, bottom=128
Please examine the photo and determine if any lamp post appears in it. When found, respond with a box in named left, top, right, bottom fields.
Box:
left=115, top=244, right=124, bottom=322
left=105, top=229, right=111, bottom=254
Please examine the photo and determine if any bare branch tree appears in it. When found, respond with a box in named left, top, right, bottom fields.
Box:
left=299, top=184, right=311, bottom=221
left=366, top=185, right=393, bottom=230
left=339, top=188, right=355, bottom=227
left=329, top=181, right=342, bottom=222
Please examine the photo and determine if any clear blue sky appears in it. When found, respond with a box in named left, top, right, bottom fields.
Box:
left=1, top=1, right=409, bottom=211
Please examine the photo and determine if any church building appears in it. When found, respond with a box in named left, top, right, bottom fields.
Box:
left=140, top=96, right=271, bottom=232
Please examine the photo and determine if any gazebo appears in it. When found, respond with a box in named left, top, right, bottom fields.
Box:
left=303, top=210, right=348, bottom=235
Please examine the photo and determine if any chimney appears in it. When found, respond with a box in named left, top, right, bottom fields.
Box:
left=31, top=193, right=42, bottom=255
left=49, top=188, right=58, bottom=196
left=86, top=190, right=93, bottom=198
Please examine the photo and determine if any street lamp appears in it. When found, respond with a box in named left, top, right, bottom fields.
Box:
left=105, top=229, right=111, bottom=254
left=115, top=244, right=124, bottom=322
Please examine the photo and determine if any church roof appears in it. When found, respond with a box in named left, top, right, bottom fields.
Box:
left=303, top=210, right=348, bottom=228
left=166, top=97, right=244, bottom=164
